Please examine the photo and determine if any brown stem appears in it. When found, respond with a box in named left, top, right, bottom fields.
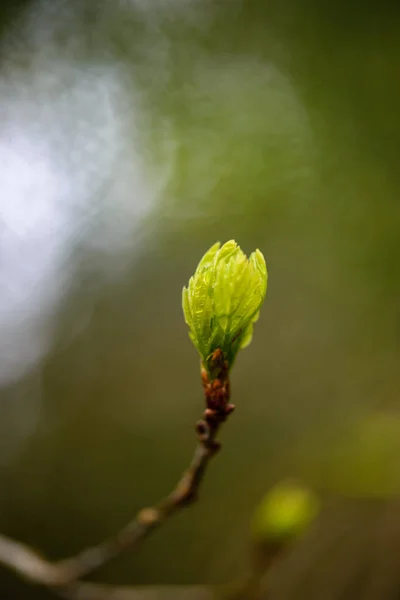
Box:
left=0, top=410, right=229, bottom=593
left=60, top=582, right=216, bottom=600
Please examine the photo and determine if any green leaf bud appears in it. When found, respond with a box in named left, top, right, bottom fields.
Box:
left=182, top=240, right=267, bottom=372
left=252, top=481, right=320, bottom=544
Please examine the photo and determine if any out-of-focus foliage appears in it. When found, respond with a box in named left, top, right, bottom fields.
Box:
left=298, top=411, right=400, bottom=497
left=182, top=240, right=267, bottom=370
left=252, top=481, right=320, bottom=544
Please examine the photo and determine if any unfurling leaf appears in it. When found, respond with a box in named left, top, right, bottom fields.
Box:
left=182, top=240, right=267, bottom=373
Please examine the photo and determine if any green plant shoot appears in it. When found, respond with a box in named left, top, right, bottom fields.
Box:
left=182, top=240, right=267, bottom=374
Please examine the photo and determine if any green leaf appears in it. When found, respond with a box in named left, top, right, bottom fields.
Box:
left=182, top=240, right=267, bottom=371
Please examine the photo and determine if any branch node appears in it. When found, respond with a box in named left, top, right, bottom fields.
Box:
left=137, top=508, right=159, bottom=527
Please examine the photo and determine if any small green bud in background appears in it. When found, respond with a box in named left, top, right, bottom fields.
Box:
left=182, top=240, right=267, bottom=373
left=252, top=481, right=320, bottom=544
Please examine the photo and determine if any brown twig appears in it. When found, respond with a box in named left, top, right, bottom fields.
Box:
left=58, top=582, right=215, bottom=600
left=0, top=398, right=231, bottom=594
left=0, top=349, right=235, bottom=598
left=55, top=414, right=225, bottom=585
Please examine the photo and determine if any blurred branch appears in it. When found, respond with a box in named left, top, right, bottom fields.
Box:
left=59, top=583, right=215, bottom=600
left=0, top=411, right=227, bottom=595
left=0, top=533, right=62, bottom=587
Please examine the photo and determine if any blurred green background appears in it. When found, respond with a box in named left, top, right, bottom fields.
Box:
left=1, top=1, right=400, bottom=597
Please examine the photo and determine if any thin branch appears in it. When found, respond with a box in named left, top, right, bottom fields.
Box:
left=58, top=583, right=215, bottom=600
left=0, top=533, right=64, bottom=586
left=0, top=411, right=228, bottom=592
